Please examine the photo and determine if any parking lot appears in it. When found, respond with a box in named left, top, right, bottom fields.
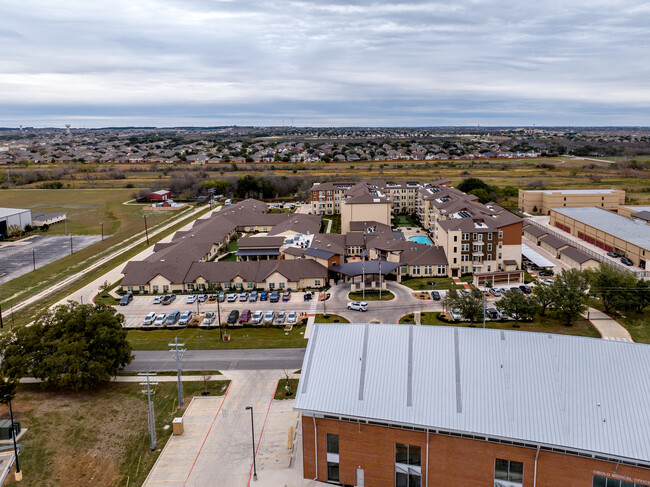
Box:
left=0, top=234, right=103, bottom=284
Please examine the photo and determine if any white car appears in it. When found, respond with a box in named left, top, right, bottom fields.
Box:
left=264, top=310, right=275, bottom=324
left=153, top=296, right=163, bottom=304
left=227, top=293, right=238, bottom=302
left=142, top=312, right=157, bottom=326
left=154, top=313, right=167, bottom=326
left=347, top=301, right=368, bottom=312
left=286, top=311, right=297, bottom=324
left=250, top=310, right=264, bottom=324
left=186, top=294, right=197, bottom=304
left=450, top=309, right=463, bottom=321
left=178, top=310, right=193, bottom=325
left=541, top=279, right=555, bottom=286
left=203, top=311, right=216, bottom=325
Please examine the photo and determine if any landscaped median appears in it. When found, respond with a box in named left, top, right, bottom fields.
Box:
left=400, top=276, right=471, bottom=290
left=398, top=311, right=600, bottom=338
left=314, top=313, right=350, bottom=323
left=348, top=290, right=394, bottom=301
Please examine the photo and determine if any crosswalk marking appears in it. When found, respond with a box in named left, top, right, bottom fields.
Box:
left=604, top=336, right=632, bottom=342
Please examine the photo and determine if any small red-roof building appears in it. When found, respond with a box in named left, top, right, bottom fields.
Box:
left=147, top=190, right=171, bottom=201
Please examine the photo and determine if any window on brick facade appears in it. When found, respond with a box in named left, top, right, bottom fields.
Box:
left=462, top=233, right=469, bottom=241
left=327, top=434, right=340, bottom=483
left=498, top=230, right=503, bottom=239
left=494, top=459, right=523, bottom=486
left=395, top=443, right=421, bottom=487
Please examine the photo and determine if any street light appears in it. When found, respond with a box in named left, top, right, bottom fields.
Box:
left=4, top=395, right=22, bottom=481
left=245, top=406, right=258, bottom=481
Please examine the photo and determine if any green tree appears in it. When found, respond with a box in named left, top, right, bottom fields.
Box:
left=496, top=291, right=539, bottom=328
left=0, top=302, right=132, bottom=391
left=468, top=188, right=491, bottom=203
left=202, top=179, right=230, bottom=195
left=586, top=264, right=636, bottom=313
left=457, top=177, right=490, bottom=194
left=444, top=289, right=484, bottom=326
left=533, top=282, right=555, bottom=316
left=551, top=269, right=589, bottom=326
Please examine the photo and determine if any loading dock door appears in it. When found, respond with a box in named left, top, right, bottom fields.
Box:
left=356, top=468, right=364, bottom=486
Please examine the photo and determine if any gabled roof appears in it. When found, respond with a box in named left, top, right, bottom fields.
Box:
left=560, top=246, right=597, bottom=264
left=540, top=234, right=570, bottom=250
left=295, top=324, right=650, bottom=466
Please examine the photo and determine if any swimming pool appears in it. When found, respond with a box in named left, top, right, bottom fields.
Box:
left=409, top=236, right=433, bottom=246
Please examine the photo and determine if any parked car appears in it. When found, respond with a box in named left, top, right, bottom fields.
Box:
left=260, top=292, right=269, bottom=301
left=218, top=292, right=226, bottom=302
left=153, top=295, right=163, bottom=304
left=303, top=291, right=313, bottom=301
left=539, top=269, right=554, bottom=277
left=275, top=311, right=286, bottom=324
left=269, top=291, right=280, bottom=303
left=154, top=313, right=167, bottom=326
left=250, top=310, right=264, bottom=324
left=227, top=293, right=238, bottom=302
left=264, top=310, right=275, bottom=324
left=347, top=301, right=368, bottom=312
left=500, top=288, right=509, bottom=295
left=198, top=294, right=207, bottom=303
left=203, top=311, right=216, bottom=325
left=607, top=251, right=619, bottom=258
left=166, top=311, right=181, bottom=325
left=431, top=291, right=441, bottom=301
left=621, top=257, right=634, bottom=266
left=282, top=292, right=291, bottom=302
left=249, top=290, right=258, bottom=302
left=473, top=289, right=483, bottom=298
left=541, top=278, right=555, bottom=285
left=186, top=294, right=197, bottom=304
left=120, top=292, right=133, bottom=306
left=450, top=309, right=463, bottom=321
left=227, top=309, right=240, bottom=324
left=178, top=310, right=193, bottom=325
left=486, top=308, right=501, bottom=320
left=519, top=285, right=532, bottom=294
left=162, top=294, right=176, bottom=305
left=287, top=311, right=297, bottom=324
left=208, top=294, right=217, bottom=302
left=142, top=312, right=157, bottom=326
left=239, top=309, right=251, bottom=324
left=239, top=292, right=249, bottom=301
left=488, top=288, right=501, bottom=297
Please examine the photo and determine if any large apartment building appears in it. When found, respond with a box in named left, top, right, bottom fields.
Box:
left=311, top=179, right=523, bottom=276
left=518, top=188, right=625, bottom=215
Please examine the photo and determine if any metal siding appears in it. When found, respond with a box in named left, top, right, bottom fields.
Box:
left=294, top=324, right=650, bottom=463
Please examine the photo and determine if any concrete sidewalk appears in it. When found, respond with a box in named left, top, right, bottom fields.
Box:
left=584, top=307, right=634, bottom=342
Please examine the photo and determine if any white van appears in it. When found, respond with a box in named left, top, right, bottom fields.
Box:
left=225, top=199, right=232, bottom=206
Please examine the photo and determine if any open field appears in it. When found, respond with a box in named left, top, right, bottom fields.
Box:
left=399, top=311, right=600, bottom=338
left=3, top=380, right=229, bottom=487
left=127, top=325, right=308, bottom=350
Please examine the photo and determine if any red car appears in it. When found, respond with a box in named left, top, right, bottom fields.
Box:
left=239, top=309, right=251, bottom=324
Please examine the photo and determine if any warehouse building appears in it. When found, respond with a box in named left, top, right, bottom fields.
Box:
left=550, top=207, right=650, bottom=269
left=518, top=189, right=625, bottom=215
left=0, top=207, right=32, bottom=237
left=295, top=323, right=650, bottom=487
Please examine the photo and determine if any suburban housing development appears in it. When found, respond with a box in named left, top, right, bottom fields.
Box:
left=121, top=180, right=524, bottom=292
left=295, top=323, right=650, bottom=487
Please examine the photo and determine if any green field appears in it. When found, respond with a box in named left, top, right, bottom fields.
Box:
left=127, top=325, right=308, bottom=350
left=393, top=214, right=417, bottom=227
left=398, top=311, right=600, bottom=338
left=314, top=313, right=350, bottom=323
left=348, top=290, right=395, bottom=301
left=4, top=380, right=229, bottom=487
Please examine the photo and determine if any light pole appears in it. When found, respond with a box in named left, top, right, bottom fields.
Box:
left=245, top=406, right=258, bottom=481
left=101, top=222, right=104, bottom=241
left=4, top=395, right=21, bottom=481
left=143, top=215, right=150, bottom=246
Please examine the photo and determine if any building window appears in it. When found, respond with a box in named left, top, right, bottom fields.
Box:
left=153, top=285, right=159, bottom=293
left=473, top=233, right=478, bottom=240
left=400, top=265, right=408, bottom=274
left=235, top=282, right=242, bottom=290
left=488, top=233, right=492, bottom=240
left=462, top=244, right=469, bottom=251
left=326, top=434, right=339, bottom=483
left=437, top=265, right=445, bottom=274
left=462, top=233, right=469, bottom=241
left=279, top=282, right=285, bottom=289
left=498, top=230, right=503, bottom=239
left=269, top=282, right=275, bottom=289
left=127, top=285, right=133, bottom=292
left=494, top=458, right=523, bottom=486
left=453, top=257, right=457, bottom=264
left=139, top=285, right=145, bottom=293
left=315, top=279, right=321, bottom=286
left=453, top=235, right=458, bottom=242
left=592, top=475, right=648, bottom=487
left=247, top=282, right=254, bottom=289
left=224, top=282, right=230, bottom=289
left=395, top=443, right=421, bottom=487
left=487, top=243, right=492, bottom=251
left=453, top=246, right=457, bottom=253
left=413, top=266, right=420, bottom=275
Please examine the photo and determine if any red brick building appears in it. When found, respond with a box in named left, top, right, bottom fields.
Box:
left=147, top=189, right=171, bottom=201
left=294, top=324, right=650, bottom=487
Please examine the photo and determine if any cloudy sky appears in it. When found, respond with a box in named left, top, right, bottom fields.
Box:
left=1, top=0, right=649, bottom=127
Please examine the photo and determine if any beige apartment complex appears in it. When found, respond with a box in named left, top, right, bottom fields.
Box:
left=518, top=188, right=625, bottom=214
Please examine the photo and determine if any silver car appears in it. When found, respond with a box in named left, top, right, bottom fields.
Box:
left=264, top=310, right=275, bottom=324
left=142, top=312, right=157, bottom=326
left=286, top=311, right=297, bottom=324
left=154, top=313, right=167, bottom=326
left=275, top=311, right=286, bottom=324
left=250, top=310, right=264, bottom=324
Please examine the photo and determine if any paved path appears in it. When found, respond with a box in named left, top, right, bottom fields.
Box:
left=584, top=307, right=634, bottom=342
left=452, top=277, right=471, bottom=290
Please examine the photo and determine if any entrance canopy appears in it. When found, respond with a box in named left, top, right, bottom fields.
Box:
left=521, top=244, right=555, bottom=268
left=330, top=260, right=400, bottom=277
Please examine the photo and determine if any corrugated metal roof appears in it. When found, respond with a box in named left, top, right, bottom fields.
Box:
left=521, top=244, right=555, bottom=267
left=0, top=207, right=30, bottom=219
left=295, top=323, right=650, bottom=464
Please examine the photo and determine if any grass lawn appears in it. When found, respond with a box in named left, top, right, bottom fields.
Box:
left=3, top=380, right=229, bottom=487
left=315, top=313, right=350, bottom=323
left=590, top=301, right=650, bottom=344
left=127, top=324, right=308, bottom=350
left=319, top=214, right=341, bottom=234
left=398, top=312, right=600, bottom=338
left=274, top=378, right=299, bottom=400
left=348, top=290, right=395, bottom=301
left=400, top=277, right=464, bottom=290
left=93, top=280, right=122, bottom=306
left=393, top=213, right=417, bottom=227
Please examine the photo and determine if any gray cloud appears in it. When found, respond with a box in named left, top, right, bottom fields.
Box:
left=0, top=0, right=649, bottom=126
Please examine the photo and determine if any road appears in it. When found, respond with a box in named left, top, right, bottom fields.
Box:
left=125, top=348, right=306, bottom=372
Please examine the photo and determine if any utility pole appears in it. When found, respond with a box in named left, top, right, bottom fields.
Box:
left=0, top=299, right=3, bottom=329
left=139, top=372, right=159, bottom=450
left=101, top=222, right=104, bottom=241
left=168, top=338, right=186, bottom=407
left=245, top=406, right=258, bottom=481
left=70, top=235, right=73, bottom=255
left=217, top=294, right=223, bottom=340
left=32, top=249, right=36, bottom=271
left=4, top=395, right=21, bottom=481
left=483, top=282, right=487, bottom=329
left=144, top=215, right=150, bottom=246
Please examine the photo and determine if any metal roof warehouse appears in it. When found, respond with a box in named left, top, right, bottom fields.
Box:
left=295, top=323, right=650, bottom=467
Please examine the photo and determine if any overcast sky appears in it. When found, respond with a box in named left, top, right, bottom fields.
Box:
left=1, top=0, right=649, bottom=127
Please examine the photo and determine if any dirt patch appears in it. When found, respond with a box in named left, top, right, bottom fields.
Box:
left=412, top=292, right=431, bottom=300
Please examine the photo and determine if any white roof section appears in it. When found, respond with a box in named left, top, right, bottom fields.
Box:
left=295, top=323, right=650, bottom=465
left=553, top=207, right=650, bottom=250
left=0, top=207, right=30, bottom=219
left=624, top=205, right=650, bottom=212
left=521, top=243, right=555, bottom=268
left=525, top=189, right=619, bottom=195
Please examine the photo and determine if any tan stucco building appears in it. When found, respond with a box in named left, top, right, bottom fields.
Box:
left=518, top=188, right=625, bottom=215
